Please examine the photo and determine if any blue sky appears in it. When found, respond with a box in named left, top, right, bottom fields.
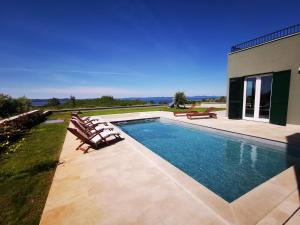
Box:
left=0, top=0, right=299, bottom=98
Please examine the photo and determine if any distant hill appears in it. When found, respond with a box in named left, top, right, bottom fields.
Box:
left=31, top=98, right=69, bottom=106
left=31, top=96, right=220, bottom=106
left=120, top=96, right=220, bottom=104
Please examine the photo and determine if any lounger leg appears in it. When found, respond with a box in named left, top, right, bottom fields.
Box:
left=76, top=142, right=85, bottom=150
left=79, top=146, right=90, bottom=154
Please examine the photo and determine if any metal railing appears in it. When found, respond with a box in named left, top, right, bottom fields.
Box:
left=231, top=24, right=300, bottom=53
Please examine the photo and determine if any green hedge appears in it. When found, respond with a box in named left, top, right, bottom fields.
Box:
left=0, top=111, right=45, bottom=154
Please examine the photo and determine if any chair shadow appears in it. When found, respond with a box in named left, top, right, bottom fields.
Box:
left=284, top=133, right=300, bottom=222
left=80, top=137, right=125, bottom=153
left=173, top=114, right=189, bottom=117
left=286, top=133, right=300, bottom=180
left=187, top=117, right=217, bottom=120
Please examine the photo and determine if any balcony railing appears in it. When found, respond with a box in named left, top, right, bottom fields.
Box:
left=231, top=24, right=300, bottom=53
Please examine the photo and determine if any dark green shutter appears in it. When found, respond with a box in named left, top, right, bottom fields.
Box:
left=228, top=77, right=244, bottom=119
left=270, top=70, right=291, bottom=126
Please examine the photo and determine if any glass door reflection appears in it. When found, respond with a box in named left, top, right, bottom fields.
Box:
left=245, top=78, right=256, bottom=118
left=259, top=76, right=272, bottom=119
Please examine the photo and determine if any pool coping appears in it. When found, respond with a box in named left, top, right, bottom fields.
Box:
left=112, top=117, right=296, bottom=149
left=108, top=114, right=300, bottom=225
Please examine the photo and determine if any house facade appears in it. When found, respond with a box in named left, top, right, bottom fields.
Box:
left=227, top=24, right=300, bottom=126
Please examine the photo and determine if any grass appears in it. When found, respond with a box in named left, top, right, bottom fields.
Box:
left=0, top=113, right=70, bottom=225
left=0, top=106, right=224, bottom=225
left=80, top=106, right=225, bottom=116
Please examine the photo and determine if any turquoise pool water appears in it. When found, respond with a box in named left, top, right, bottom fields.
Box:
left=116, top=118, right=300, bottom=202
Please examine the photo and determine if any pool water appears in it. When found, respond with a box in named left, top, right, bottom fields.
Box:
left=116, top=118, right=300, bottom=202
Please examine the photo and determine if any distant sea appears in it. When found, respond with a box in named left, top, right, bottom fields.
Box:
left=31, top=98, right=69, bottom=106
left=31, top=96, right=220, bottom=107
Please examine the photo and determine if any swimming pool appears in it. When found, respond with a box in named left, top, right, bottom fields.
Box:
left=116, top=118, right=300, bottom=202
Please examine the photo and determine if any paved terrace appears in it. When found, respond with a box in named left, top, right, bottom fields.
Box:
left=40, top=111, right=300, bottom=225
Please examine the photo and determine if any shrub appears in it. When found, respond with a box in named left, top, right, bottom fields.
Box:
left=0, top=94, right=32, bottom=119
left=47, top=98, right=60, bottom=106
left=0, top=111, right=45, bottom=154
left=98, top=96, right=115, bottom=106
left=174, top=91, right=188, bottom=108
left=16, top=96, right=32, bottom=113
left=97, top=96, right=146, bottom=107
left=70, top=95, right=76, bottom=106
left=0, top=123, right=24, bottom=154
left=215, top=96, right=226, bottom=102
left=36, top=95, right=147, bottom=109
left=0, top=94, right=18, bottom=118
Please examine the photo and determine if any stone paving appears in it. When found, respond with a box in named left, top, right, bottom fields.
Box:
left=40, top=111, right=300, bottom=225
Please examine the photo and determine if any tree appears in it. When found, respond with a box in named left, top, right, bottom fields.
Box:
left=216, top=96, right=226, bottom=102
left=47, top=97, right=60, bottom=106
left=70, top=95, right=76, bottom=106
left=149, top=100, right=155, bottom=104
left=98, top=96, right=115, bottom=106
left=17, top=96, right=32, bottom=112
left=0, top=94, right=18, bottom=118
left=174, top=91, right=187, bottom=108
left=0, top=94, right=33, bottom=119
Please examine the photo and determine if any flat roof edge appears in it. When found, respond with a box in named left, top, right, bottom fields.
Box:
left=228, top=32, right=300, bottom=55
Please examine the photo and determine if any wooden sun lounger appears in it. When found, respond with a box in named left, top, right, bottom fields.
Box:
left=67, top=127, right=121, bottom=153
left=71, top=113, right=108, bottom=126
left=186, top=107, right=217, bottom=119
left=71, top=112, right=98, bottom=122
left=70, top=119, right=113, bottom=137
left=173, top=104, right=197, bottom=116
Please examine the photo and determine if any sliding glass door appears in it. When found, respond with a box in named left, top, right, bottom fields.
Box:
left=245, top=77, right=256, bottom=118
left=243, top=74, right=273, bottom=122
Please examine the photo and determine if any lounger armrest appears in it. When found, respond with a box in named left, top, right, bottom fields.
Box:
left=84, top=120, right=95, bottom=126
left=82, top=117, right=98, bottom=122
left=85, top=122, right=107, bottom=129
left=88, top=118, right=99, bottom=122
left=93, top=121, right=108, bottom=126
left=82, top=116, right=91, bottom=121
left=85, top=126, right=99, bottom=132
left=88, top=130, right=104, bottom=140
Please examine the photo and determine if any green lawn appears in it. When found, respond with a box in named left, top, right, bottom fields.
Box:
left=80, top=106, right=224, bottom=116
left=0, top=113, right=70, bottom=225
left=0, top=106, right=224, bottom=225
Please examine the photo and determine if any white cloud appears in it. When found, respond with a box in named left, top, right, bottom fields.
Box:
left=0, top=84, right=225, bottom=99
left=0, top=67, right=149, bottom=77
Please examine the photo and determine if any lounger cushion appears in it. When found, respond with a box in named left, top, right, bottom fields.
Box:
left=95, top=125, right=112, bottom=130
left=78, top=116, right=106, bottom=124
left=91, top=131, right=120, bottom=143
left=90, top=125, right=113, bottom=133
left=83, top=117, right=105, bottom=123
